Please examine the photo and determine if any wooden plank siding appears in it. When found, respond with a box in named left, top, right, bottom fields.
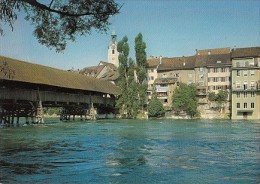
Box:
left=0, top=88, right=115, bottom=106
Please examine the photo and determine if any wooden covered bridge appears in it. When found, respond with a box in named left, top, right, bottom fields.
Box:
left=0, top=56, right=120, bottom=126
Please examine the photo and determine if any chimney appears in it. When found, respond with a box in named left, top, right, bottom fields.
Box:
left=208, top=50, right=211, bottom=55
left=159, top=56, right=162, bottom=64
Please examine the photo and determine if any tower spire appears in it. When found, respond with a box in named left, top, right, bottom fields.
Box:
left=108, top=30, right=119, bottom=67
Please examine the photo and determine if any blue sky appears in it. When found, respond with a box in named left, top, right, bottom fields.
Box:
left=0, top=0, right=259, bottom=70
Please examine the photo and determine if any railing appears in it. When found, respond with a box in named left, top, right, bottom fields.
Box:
left=155, top=86, right=169, bottom=92
left=232, top=87, right=260, bottom=92
left=197, top=92, right=207, bottom=96
left=0, top=88, right=115, bottom=106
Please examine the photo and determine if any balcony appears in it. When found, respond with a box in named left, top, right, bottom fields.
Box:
left=156, top=86, right=169, bottom=92
left=232, top=63, right=260, bottom=69
left=154, top=77, right=178, bottom=85
left=196, top=86, right=207, bottom=96
left=157, top=91, right=168, bottom=98
left=237, top=109, right=253, bottom=113
left=157, top=96, right=168, bottom=100
left=232, top=86, right=260, bottom=92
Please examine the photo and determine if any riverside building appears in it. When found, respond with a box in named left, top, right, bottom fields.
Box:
left=231, top=47, right=260, bottom=119
left=147, top=46, right=260, bottom=119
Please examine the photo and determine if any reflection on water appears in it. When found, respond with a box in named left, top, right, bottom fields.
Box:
left=0, top=119, right=260, bottom=183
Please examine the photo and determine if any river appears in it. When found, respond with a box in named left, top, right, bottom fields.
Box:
left=0, top=119, right=260, bottom=183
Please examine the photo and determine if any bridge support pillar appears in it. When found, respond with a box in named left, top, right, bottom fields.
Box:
left=35, top=100, right=44, bottom=124
left=88, top=103, right=97, bottom=120
left=0, top=105, right=2, bottom=124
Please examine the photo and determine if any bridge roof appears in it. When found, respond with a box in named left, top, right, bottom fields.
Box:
left=0, top=56, right=120, bottom=95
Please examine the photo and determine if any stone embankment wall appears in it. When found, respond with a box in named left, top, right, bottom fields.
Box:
left=164, top=102, right=230, bottom=119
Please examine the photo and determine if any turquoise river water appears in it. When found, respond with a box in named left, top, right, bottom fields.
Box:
left=0, top=119, right=260, bottom=183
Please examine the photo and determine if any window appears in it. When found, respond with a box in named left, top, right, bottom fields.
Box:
left=250, top=81, right=255, bottom=88
left=249, top=62, right=254, bottom=67
left=236, top=83, right=241, bottom=89
left=218, top=77, right=222, bottom=82
left=151, top=69, right=154, bottom=72
left=112, top=49, right=115, bottom=54
left=198, top=82, right=204, bottom=86
left=217, top=86, right=222, bottom=90
left=250, top=70, right=255, bottom=76
left=225, top=77, right=230, bottom=82
left=237, top=92, right=240, bottom=98
left=243, top=82, right=248, bottom=90
left=237, top=70, right=241, bottom=76
left=244, top=70, right=248, bottom=76
left=244, top=103, right=247, bottom=108
left=151, top=76, right=154, bottom=80
left=251, top=103, right=255, bottom=108
left=226, top=67, right=230, bottom=72
left=209, top=77, right=214, bottom=82
left=176, top=73, right=180, bottom=77
left=188, top=73, right=193, bottom=78
left=210, top=68, right=214, bottom=73
left=251, top=92, right=255, bottom=97
left=218, top=68, right=222, bottom=72
left=244, top=92, right=247, bottom=98
left=237, top=103, right=240, bottom=108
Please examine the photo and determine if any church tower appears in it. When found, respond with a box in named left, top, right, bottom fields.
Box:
left=108, top=30, right=119, bottom=67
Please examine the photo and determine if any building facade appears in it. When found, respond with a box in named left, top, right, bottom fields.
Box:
left=147, top=57, right=160, bottom=101
left=147, top=46, right=260, bottom=119
left=231, top=47, right=260, bottom=119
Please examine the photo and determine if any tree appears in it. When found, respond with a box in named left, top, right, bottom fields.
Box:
left=134, top=33, right=148, bottom=111
left=0, top=0, right=120, bottom=52
left=127, top=58, right=139, bottom=118
left=208, top=90, right=228, bottom=111
left=116, top=36, right=139, bottom=118
left=208, top=91, right=217, bottom=102
left=148, top=89, right=165, bottom=118
left=172, top=83, right=198, bottom=118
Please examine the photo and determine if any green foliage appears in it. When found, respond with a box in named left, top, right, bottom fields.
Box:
left=116, top=33, right=148, bottom=118
left=116, top=36, right=139, bottom=118
left=208, top=90, right=228, bottom=110
left=43, top=107, right=61, bottom=116
left=0, top=0, right=120, bottom=52
left=148, top=90, right=165, bottom=118
left=134, top=33, right=148, bottom=111
left=208, top=91, right=217, bottom=101
left=172, top=83, right=198, bottom=118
